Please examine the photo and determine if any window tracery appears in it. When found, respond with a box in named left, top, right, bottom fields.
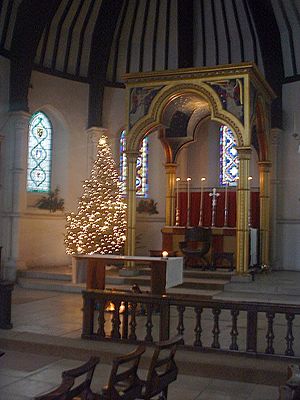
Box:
left=27, top=111, right=52, bottom=193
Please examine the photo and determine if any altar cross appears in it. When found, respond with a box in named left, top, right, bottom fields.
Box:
left=209, top=188, right=220, bottom=227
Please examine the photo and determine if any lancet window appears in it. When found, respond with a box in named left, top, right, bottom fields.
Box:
left=27, top=111, right=52, bottom=193
left=219, top=125, right=239, bottom=186
left=120, top=130, right=148, bottom=197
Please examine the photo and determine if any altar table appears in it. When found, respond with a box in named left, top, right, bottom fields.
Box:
left=73, top=254, right=183, bottom=295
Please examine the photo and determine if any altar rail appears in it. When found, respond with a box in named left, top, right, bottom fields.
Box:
left=82, top=290, right=300, bottom=359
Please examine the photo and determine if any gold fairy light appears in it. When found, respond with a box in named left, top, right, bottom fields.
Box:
left=65, top=135, right=127, bottom=255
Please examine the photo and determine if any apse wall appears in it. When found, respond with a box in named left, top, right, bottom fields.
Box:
left=20, top=71, right=90, bottom=268
left=277, top=81, right=300, bottom=270
left=0, top=56, right=10, bottom=265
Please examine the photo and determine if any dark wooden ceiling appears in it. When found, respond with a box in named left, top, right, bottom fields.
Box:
left=1, top=0, right=299, bottom=127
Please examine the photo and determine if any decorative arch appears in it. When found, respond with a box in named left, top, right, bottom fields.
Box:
left=126, top=83, right=245, bottom=154
left=123, top=64, right=275, bottom=274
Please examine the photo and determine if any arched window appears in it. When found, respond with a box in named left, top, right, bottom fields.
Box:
left=120, top=130, right=148, bottom=197
left=27, top=111, right=52, bottom=193
left=219, top=125, right=239, bottom=186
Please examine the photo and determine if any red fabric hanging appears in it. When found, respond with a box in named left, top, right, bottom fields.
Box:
left=177, top=190, right=259, bottom=228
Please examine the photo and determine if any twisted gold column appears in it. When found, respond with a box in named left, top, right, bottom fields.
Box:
left=125, top=151, right=139, bottom=256
left=236, top=147, right=252, bottom=274
left=165, top=163, right=177, bottom=226
left=258, top=161, right=272, bottom=267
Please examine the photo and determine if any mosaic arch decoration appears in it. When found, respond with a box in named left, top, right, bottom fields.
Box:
left=220, top=125, right=239, bottom=186
left=129, top=86, right=163, bottom=128
left=120, top=130, right=148, bottom=197
left=27, top=111, right=52, bottom=192
left=209, top=78, right=244, bottom=123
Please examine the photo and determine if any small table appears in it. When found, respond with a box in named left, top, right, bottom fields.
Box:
left=73, top=254, right=183, bottom=295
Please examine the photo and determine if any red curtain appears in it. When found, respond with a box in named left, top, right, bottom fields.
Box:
left=177, top=191, right=260, bottom=228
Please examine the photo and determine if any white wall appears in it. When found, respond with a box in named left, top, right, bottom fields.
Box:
left=0, top=57, right=11, bottom=272
left=19, top=71, right=90, bottom=268
left=276, top=81, right=300, bottom=270
left=136, top=131, right=166, bottom=255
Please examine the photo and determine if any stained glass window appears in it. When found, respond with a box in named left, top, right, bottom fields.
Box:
left=27, top=111, right=52, bottom=192
left=120, top=130, right=148, bottom=197
left=220, top=125, right=239, bottom=186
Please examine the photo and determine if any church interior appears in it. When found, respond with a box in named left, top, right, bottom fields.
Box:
left=1, top=0, right=300, bottom=399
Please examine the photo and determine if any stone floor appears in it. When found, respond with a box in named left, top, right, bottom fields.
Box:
left=2, top=270, right=300, bottom=399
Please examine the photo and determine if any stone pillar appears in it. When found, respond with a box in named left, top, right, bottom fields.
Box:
left=258, top=161, right=272, bottom=267
left=165, top=163, right=177, bottom=226
left=86, top=126, right=107, bottom=172
left=125, top=150, right=139, bottom=256
left=270, top=128, right=282, bottom=269
left=3, top=111, right=30, bottom=280
left=236, top=147, right=251, bottom=274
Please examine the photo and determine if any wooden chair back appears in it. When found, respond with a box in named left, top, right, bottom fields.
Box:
left=35, top=356, right=100, bottom=400
left=102, top=345, right=145, bottom=400
left=142, top=335, right=183, bottom=400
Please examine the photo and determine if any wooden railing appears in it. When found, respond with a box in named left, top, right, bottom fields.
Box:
left=82, top=289, right=300, bottom=359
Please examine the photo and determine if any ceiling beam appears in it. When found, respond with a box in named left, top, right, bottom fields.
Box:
left=9, top=0, right=61, bottom=112
left=88, top=0, right=124, bottom=128
left=246, top=0, right=284, bottom=128
left=177, top=0, right=194, bottom=68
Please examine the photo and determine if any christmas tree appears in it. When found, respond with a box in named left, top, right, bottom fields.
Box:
left=65, top=135, right=127, bottom=255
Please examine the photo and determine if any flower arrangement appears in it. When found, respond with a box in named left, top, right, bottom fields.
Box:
left=136, top=198, right=158, bottom=215
left=35, top=187, right=64, bottom=213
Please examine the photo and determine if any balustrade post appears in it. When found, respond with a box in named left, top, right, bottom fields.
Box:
left=82, top=292, right=94, bottom=337
left=246, top=310, right=257, bottom=352
left=159, top=299, right=170, bottom=341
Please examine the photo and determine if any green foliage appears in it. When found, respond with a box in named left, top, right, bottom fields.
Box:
left=136, top=198, right=158, bottom=215
left=35, top=187, right=64, bottom=213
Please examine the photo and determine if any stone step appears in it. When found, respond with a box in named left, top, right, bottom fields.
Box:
left=19, top=267, right=232, bottom=283
left=17, top=277, right=221, bottom=298
left=18, top=269, right=72, bottom=281
left=0, top=331, right=290, bottom=386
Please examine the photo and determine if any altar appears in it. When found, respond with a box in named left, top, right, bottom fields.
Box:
left=73, top=254, right=183, bottom=295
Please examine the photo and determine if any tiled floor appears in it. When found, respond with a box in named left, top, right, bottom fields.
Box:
left=0, top=349, right=279, bottom=400
left=2, top=270, right=300, bottom=399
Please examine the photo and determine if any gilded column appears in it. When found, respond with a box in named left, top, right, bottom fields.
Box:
left=125, top=150, right=139, bottom=256
left=258, top=160, right=272, bottom=267
left=236, top=147, right=251, bottom=274
left=165, top=163, right=177, bottom=226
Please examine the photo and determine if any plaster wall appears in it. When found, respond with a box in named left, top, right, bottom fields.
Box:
left=20, top=71, right=90, bottom=267
left=0, top=57, right=10, bottom=270
left=276, top=81, right=300, bottom=270
left=136, top=131, right=166, bottom=255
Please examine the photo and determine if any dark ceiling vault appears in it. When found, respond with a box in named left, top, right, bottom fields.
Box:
left=1, top=0, right=299, bottom=128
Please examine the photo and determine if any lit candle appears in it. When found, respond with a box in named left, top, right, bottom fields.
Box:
left=162, top=251, right=168, bottom=259
left=187, top=177, right=192, bottom=227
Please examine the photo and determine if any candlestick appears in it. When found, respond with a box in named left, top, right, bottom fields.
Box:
left=209, top=188, right=220, bottom=227
left=175, top=177, right=180, bottom=226
left=224, top=183, right=228, bottom=227
left=187, top=177, right=192, bottom=227
left=198, top=177, right=206, bottom=226
left=248, top=176, right=253, bottom=227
